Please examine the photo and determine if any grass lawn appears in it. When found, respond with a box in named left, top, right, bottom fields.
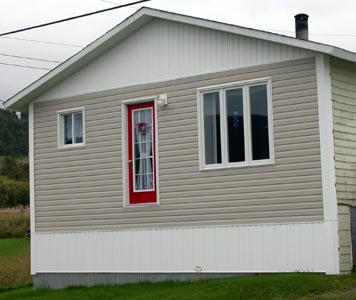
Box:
left=1, top=273, right=356, bottom=300
left=0, top=239, right=31, bottom=291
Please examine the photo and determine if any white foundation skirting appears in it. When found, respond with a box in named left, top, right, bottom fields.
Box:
left=33, top=221, right=339, bottom=275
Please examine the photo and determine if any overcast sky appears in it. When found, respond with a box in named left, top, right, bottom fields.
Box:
left=1, top=0, right=356, bottom=106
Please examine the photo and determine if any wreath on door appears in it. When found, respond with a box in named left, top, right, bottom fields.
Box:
left=136, top=122, right=147, bottom=135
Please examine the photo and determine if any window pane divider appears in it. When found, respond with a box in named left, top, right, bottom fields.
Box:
left=220, top=89, right=227, bottom=165
left=244, top=85, right=252, bottom=164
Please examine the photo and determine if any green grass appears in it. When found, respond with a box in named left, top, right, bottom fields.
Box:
left=0, top=238, right=29, bottom=256
left=1, top=273, right=356, bottom=300
left=0, top=239, right=31, bottom=291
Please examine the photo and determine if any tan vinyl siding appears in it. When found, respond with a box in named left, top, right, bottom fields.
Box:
left=338, top=205, right=353, bottom=274
left=331, top=57, right=356, bottom=206
left=34, top=57, right=324, bottom=232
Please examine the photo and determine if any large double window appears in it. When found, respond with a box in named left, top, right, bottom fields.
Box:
left=199, top=79, right=274, bottom=169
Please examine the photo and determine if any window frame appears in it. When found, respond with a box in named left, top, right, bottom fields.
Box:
left=197, top=78, right=274, bottom=170
left=57, top=107, right=86, bottom=149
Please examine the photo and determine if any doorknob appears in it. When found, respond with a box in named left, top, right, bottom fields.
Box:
left=128, top=160, right=133, bottom=164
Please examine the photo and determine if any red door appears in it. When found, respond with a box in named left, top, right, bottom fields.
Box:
left=128, top=102, right=157, bottom=204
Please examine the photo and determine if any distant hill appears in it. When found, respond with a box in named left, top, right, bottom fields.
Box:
left=0, top=109, right=28, bottom=157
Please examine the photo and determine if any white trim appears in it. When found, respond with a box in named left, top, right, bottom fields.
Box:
left=197, top=77, right=272, bottom=92
left=198, top=78, right=274, bottom=170
left=154, top=98, right=161, bottom=206
left=33, top=220, right=339, bottom=274
left=29, top=102, right=36, bottom=275
left=121, top=96, right=160, bottom=207
left=316, top=55, right=338, bottom=221
left=57, top=107, right=86, bottom=149
left=121, top=103, right=129, bottom=207
left=316, top=53, right=339, bottom=274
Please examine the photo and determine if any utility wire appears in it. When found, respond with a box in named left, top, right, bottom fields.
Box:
left=0, top=53, right=62, bottom=63
left=0, top=0, right=149, bottom=37
left=0, top=62, right=51, bottom=70
left=0, top=36, right=83, bottom=47
left=98, top=0, right=138, bottom=10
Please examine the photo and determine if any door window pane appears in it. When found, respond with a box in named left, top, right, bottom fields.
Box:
left=249, top=84, right=270, bottom=160
left=203, top=92, right=222, bottom=164
left=133, top=108, right=154, bottom=191
left=226, top=88, right=245, bottom=162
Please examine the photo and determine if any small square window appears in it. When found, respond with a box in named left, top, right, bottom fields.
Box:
left=58, top=108, right=85, bottom=148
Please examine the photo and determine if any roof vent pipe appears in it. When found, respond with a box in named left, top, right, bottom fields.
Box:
left=294, top=13, right=309, bottom=40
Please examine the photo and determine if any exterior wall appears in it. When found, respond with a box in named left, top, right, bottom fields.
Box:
left=31, top=221, right=338, bottom=279
left=33, top=57, right=324, bottom=232
left=36, top=18, right=314, bottom=102
left=331, top=58, right=356, bottom=206
left=338, top=205, right=353, bottom=274
left=331, top=58, right=356, bottom=274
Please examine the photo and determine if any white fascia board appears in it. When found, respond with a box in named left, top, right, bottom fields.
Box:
left=5, top=7, right=356, bottom=111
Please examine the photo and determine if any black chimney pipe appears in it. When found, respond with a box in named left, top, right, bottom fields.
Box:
left=294, top=13, right=309, bottom=40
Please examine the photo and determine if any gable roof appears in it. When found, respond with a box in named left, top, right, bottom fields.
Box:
left=5, top=7, right=356, bottom=111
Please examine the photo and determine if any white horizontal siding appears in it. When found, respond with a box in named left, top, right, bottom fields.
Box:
left=33, top=221, right=339, bottom=274
left=36, top=18, right=313, bottom=102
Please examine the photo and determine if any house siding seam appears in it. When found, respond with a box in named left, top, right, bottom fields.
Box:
left=33, top=57, right=324, bottom=232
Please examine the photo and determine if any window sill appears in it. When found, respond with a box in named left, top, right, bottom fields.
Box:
left=200, top=159, right=275, bottom=171
left=58, top=143, right=86, bottom=150
left=124, top=202, right=159, bottom=208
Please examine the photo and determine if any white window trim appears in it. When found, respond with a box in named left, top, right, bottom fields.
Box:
left=197, top=78, right=275, bottom=171
left=57, top=107, right=86, bottom=149
left=121, top=96, right=160, bottom=208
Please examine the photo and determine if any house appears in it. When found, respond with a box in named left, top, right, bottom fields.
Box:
left=4, top=8, right=356, bottom=289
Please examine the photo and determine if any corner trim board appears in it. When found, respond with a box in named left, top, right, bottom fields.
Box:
left=315, top=53, right=339, bottom=274
left=29, top=102, right=36, bottom=275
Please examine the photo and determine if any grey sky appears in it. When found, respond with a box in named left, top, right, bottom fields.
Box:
left=1, top=0, right=356, bottom=103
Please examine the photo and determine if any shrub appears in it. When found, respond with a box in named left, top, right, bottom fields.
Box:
left=0, top=180, right=29, bottom=208
left=0, top=213, right=30, bottom=239
left=0, top=156, right=29, bottom=181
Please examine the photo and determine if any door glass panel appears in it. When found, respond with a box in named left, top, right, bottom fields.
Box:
left=249, top=84, right=270, bottom=160
left=133, top=108, right=154, bottom=191
left=203, top=92, right=222, bottom=164
left=226, top=88, right=245, bottom=162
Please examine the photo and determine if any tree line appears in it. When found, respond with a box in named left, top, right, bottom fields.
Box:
left=0, top=108, right=28, bottom=157
left=0, top=108, right=29, bottom=208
